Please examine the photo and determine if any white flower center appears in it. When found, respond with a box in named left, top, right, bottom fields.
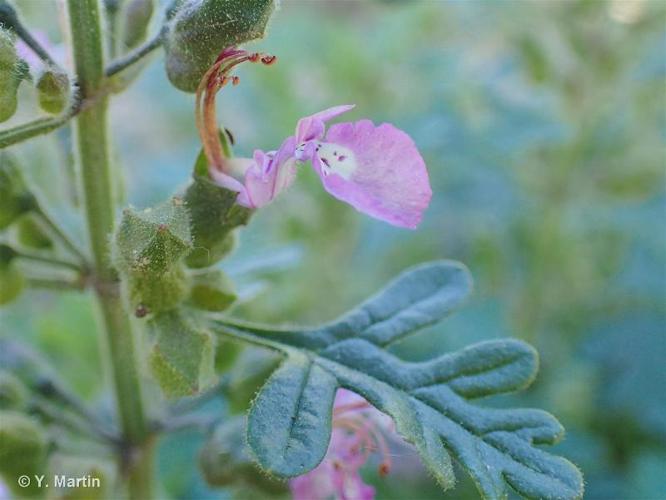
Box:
left=316, top=143, right=357, bottom=180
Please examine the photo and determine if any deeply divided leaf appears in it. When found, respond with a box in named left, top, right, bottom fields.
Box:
left=210, top=261, right=584, bottom=500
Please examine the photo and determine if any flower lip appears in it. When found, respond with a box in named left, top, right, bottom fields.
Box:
left=295, top=104, right=356, bottom=144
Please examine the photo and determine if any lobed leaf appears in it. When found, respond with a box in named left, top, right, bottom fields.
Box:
left=210, top=261, right=583, bottom=500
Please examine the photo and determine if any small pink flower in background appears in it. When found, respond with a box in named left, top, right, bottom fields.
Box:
left=289, top=389, right=395, bottom=500
left=196, top=48, right=432, bottom=229
left=15, top=31, right=67, bottom=71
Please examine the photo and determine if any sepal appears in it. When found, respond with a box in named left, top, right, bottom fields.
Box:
left=0, top=243, right=24, bottom=306
left=0, top=151, right=37, bottom=230
left=199, top=415, right=288, bottom=494
left=183, top=171, right=250, bottom=269
left=163, top=0, right=276, bottom=92
left=113, top=197, right=193, bottom=315
left=0, top=27, right=27, bottom=123
left=188, top=269, right=236, bottom=311
left=147, top=309, right=215, bottom=398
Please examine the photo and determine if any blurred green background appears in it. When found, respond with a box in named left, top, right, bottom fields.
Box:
left=2, top=0, right=665, bottom=498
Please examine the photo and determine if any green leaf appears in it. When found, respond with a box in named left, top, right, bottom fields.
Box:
left=210, top=261, right=583, bottom=500
left=148, top=310, right=215, bottom=398
left=164, top=0, right=276, bottom=92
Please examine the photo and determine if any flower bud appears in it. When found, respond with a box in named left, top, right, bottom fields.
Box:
left=163, top=0, right=276, bottom=92
left=0, top=243, right=24, bottom=306
left=0, top=152, right=37, bottom=230
left=200, top=416, right=287, bottom=494
left=121, top=0, right=154, bottom=50
left=0, top=370, right=28, bottom=410
left=36, top=66, right=70, bottom=115
left=16, top=214, right=53, bottom=249
left=0, top=27, right=27, bottom=123
left=0, top=411, right=48, bottom=496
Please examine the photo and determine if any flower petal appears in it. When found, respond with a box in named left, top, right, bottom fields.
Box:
left=239, top=136, right=297, bottom=208
left=295, top=104, right=355, bottom=143
left=314, top=120, right=431, bottom=229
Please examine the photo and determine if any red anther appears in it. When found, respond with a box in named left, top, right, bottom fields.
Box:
left=231, top=75, right=240, bottom=86
left=378, top=462, right=391, bottom=476
left=219, top=76, right=229, bottom=87
left=260, top=54, right=277, bottom=65
left=248, top=52, right=260, bottom=62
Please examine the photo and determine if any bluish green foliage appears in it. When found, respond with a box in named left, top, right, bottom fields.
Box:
left=212, top=262, right=583, bottom=499
left=1, top=1, right=663, bottom=498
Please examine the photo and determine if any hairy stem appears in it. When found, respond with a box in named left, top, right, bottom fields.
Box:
left=0, top=113, right=75, bottom=149
left=66, top=0, right=154, bottom=497
left=26, top=276, right=85, bottom=290
left=14, top=248, right=81, bottom=272
left=35, top=205, right=89, bottom=265
left=106, top=29, right=165, bottom=77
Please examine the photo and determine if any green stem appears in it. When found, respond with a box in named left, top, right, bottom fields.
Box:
left=26, top=276, right=85, bottom=290
left=0, top=113, right=74, bottom=149
left=14, top=248, right=81, bottom=272
left=35, top=205, right=89, bottom=265
left=106, top=29, right=164, bottom=77
left=66, top=1, right=153, bottom=498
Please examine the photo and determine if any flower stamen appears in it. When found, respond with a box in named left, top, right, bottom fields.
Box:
left=195, top=47, right=276, bottom=175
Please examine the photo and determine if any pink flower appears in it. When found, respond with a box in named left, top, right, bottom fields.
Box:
left=289, top=389, right=394, bottom=500
left=196, top=48, right=432, bottom=229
